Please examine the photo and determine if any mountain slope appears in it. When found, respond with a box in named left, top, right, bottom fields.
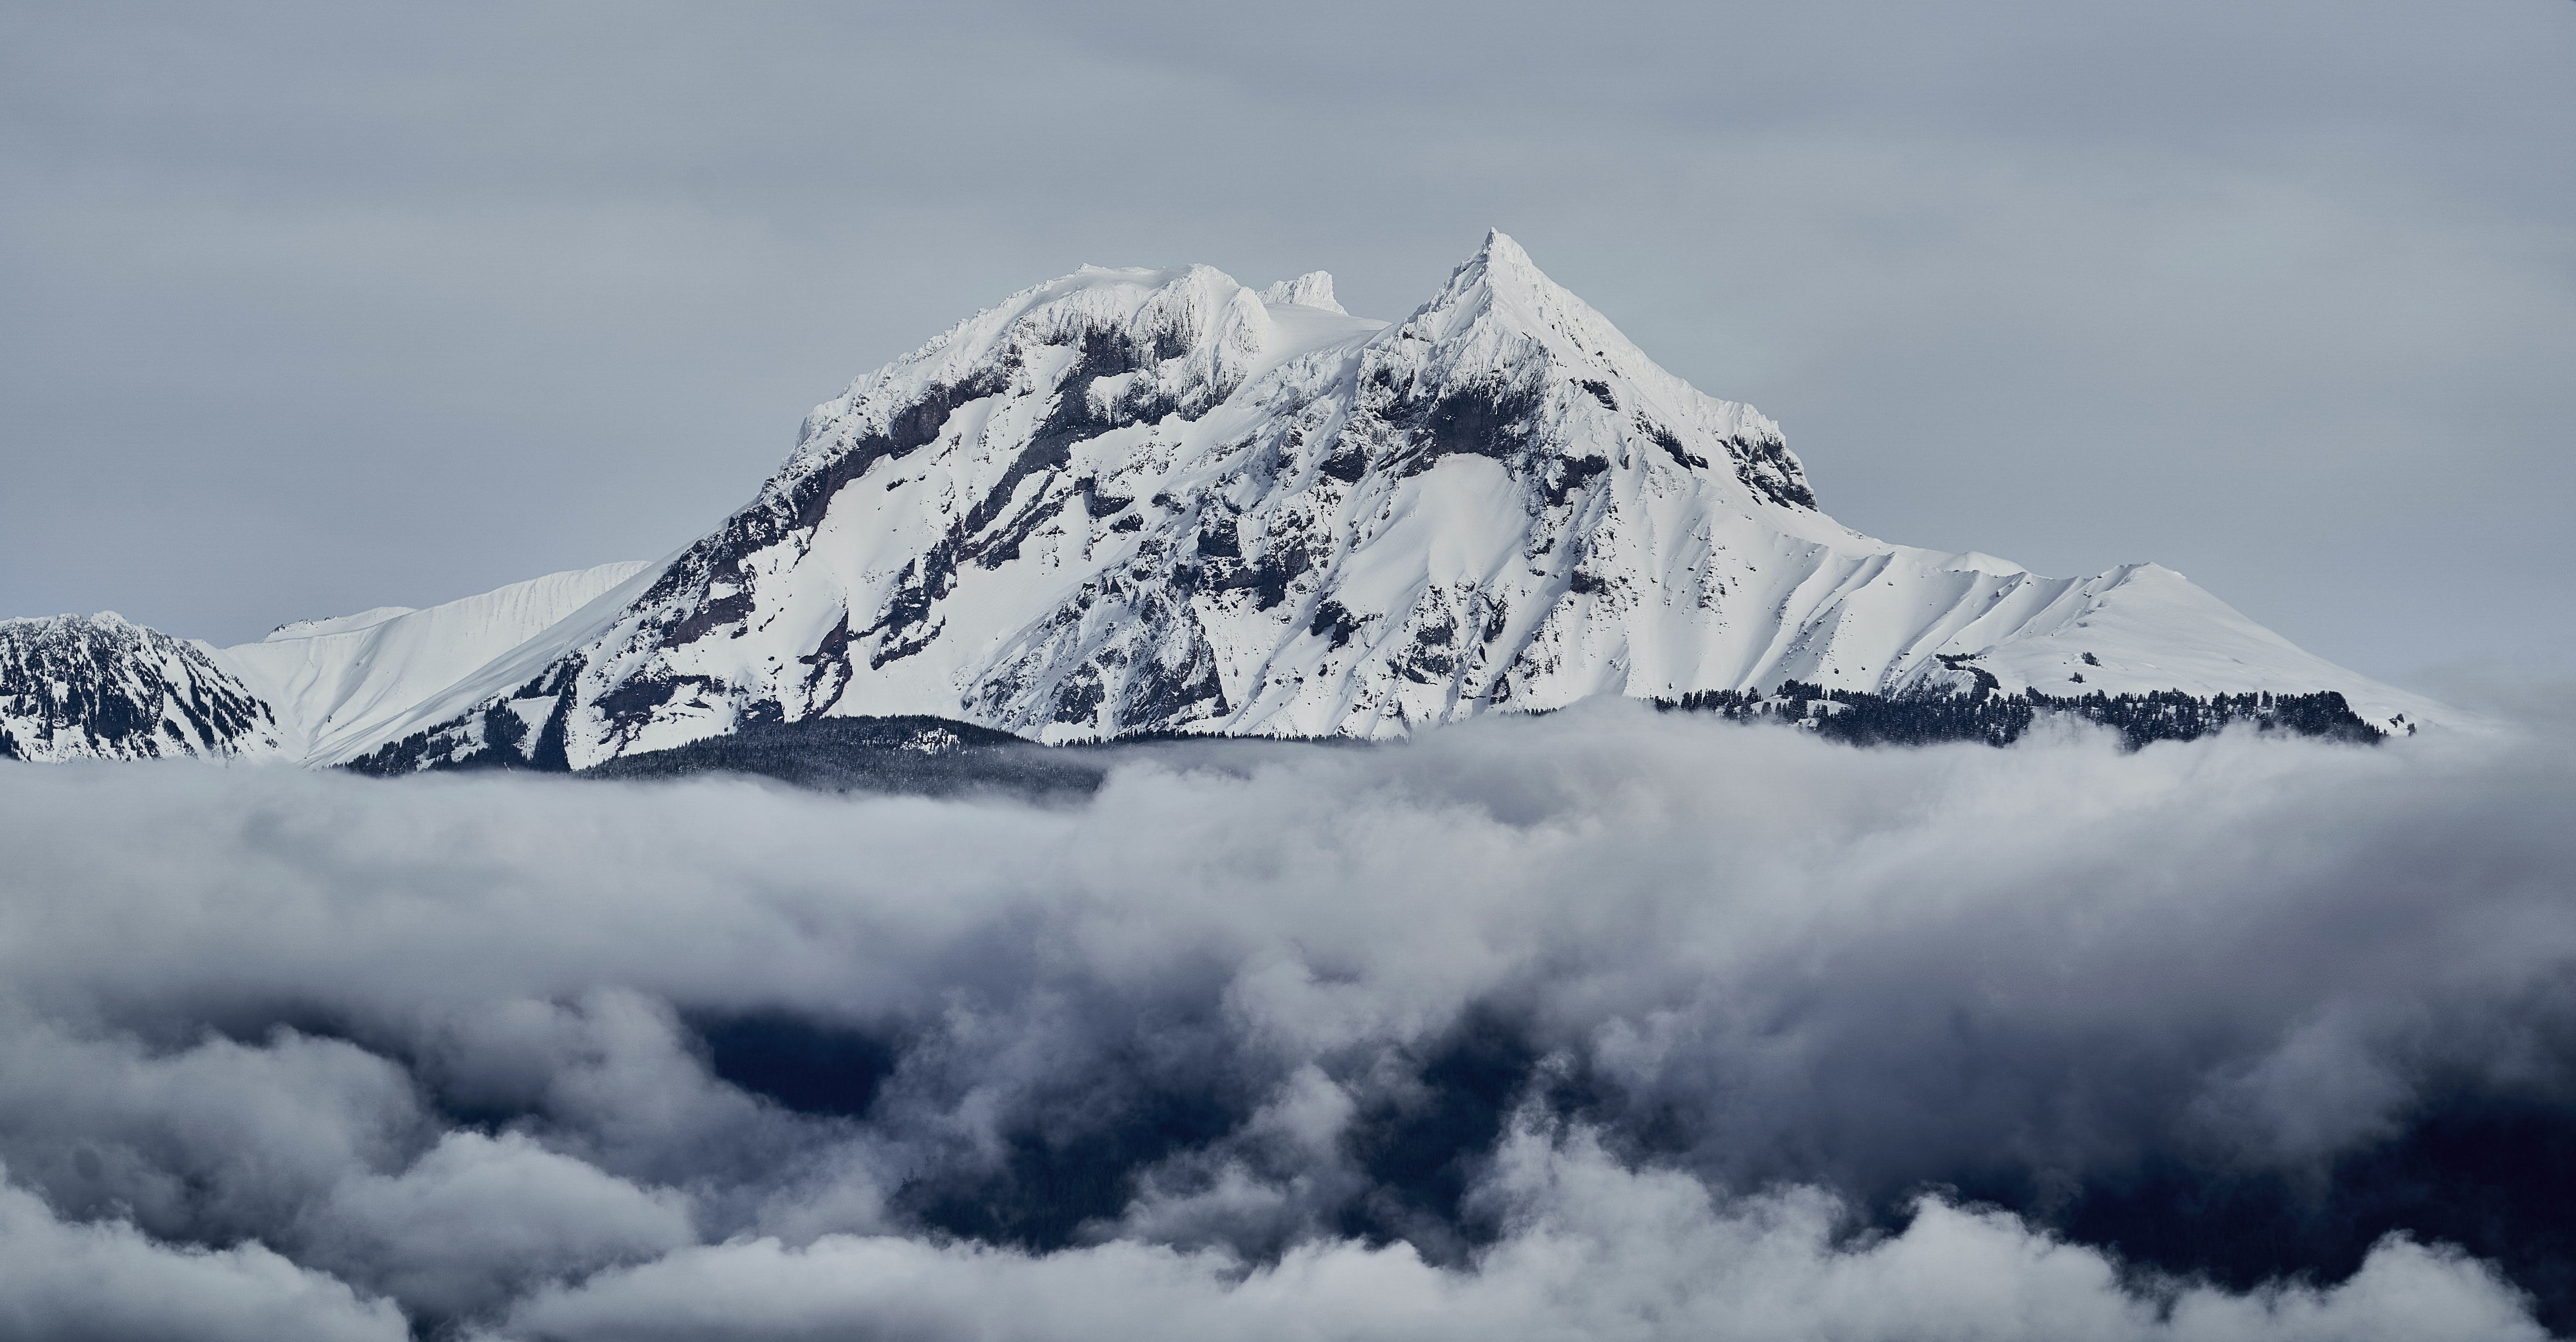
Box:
left=217, top=561, right=652, bottom=761
left=346, top=232, right=2442, bottom=775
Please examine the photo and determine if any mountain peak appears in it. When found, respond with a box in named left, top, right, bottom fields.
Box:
left=1470, top=226, right=1535, bottom=275
left=1426, top=228, right=1561, bottom=311
left=1405, top=231, right=1655, bottom=379
left=1443, top=228, right=1577, bottom=311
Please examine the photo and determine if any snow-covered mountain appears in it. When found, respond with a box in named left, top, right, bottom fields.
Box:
left=333, top=232, right=2441, bottom=774
left=1, top=233, right=2447, bottom=770
left=0, top=613, right=281, bottom=762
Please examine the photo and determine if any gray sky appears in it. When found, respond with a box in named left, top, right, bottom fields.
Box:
left=4, top=0, right=2569, bottom=686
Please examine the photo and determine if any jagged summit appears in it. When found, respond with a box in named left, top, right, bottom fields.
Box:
left=1411, top=229, right=1633, bottom=354
left=1368, top=228, right=1813, bottom=510
left=1409, top=231, right=1676, bottom=387
left=0, top=234, right=2447, bottom=769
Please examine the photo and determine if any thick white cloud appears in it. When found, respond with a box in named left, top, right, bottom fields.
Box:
left=302, top=1130, right=695, bottom=1319
left=0, top=1018, right=422, bottom=1242
left=493, top=1126, right=2542, bottom=1342
left=0, top=706, right=2568, bottom=1334
left=0, top=1169, right=403, bottom=1342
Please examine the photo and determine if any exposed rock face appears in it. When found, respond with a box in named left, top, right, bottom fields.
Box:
left=0, top=614, right=280, bottom=763
left=343, top=231, right=2439, bottom=773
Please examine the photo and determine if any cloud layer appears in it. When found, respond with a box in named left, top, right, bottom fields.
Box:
left=0, top=706, right=2569, bottom=1338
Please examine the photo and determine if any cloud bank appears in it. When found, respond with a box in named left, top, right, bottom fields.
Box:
left=0, top=704, right=2569, bottom=1338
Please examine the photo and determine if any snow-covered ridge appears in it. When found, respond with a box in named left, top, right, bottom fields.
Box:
left=334, top=231, right=2444, bottom=774
left=264, top=606, right=416, bottom=641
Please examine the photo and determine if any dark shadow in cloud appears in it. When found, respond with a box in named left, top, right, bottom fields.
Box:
left=901, top=1060, right=1246, bottom=1251
left=2028, top=1087, right=2576, bottom=1332
left=691, top=1013, right=899, bottom=1121
left=1335, top=1007, right=1547, bottom=1261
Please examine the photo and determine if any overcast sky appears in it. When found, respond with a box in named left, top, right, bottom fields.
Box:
left=3, top=0, right=2569, bottom=685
